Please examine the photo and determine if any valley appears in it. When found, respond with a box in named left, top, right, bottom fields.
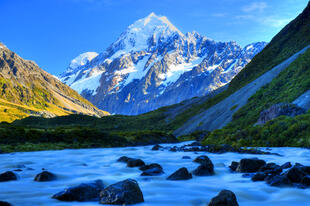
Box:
left=0, top=1, right=310, bottom=206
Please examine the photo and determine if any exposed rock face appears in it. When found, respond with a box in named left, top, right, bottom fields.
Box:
left=99, top=179, right=144, bottom=205
left=293, top=90, right=310, bottom=111
left=256, top=103, right=306, bottom=125
left=208, top=190, right=239, bottom=206
left=0, top=42, right=107, bottom=121
left=52, top=180, right=104, bottom=202
left=34, top=171, right=56, bottom=182
left=167, top=167, right=192, bottom=180
left=174, top=45, right=310, bottom=136
left=59, top=13, right=266, bottom=115
left=0, top=171, right=17, bottom=182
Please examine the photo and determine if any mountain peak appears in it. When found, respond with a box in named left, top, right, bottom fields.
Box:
left=104, top=13, right=184, bottom=60
left=130, top=12, right=183, bottom=36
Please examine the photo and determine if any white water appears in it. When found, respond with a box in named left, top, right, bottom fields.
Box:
left=1, top=142, right=310, bottom=206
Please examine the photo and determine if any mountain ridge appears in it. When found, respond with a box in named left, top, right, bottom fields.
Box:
left=0, top=42, right=108, bottom=122
left=60, top=13, right=266, bottom=115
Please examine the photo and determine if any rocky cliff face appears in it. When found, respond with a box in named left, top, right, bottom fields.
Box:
left=60, top=13, right=266, bottom=115
left=0, top=42, right=107, bottom=121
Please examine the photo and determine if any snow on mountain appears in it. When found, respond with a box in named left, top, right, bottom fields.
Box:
left=69, top=52, right=98, bottom=70
left=59, top=13, right=267, bottom=115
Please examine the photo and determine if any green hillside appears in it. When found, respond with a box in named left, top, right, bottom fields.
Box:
left=202, top=47, right=310, bottom=147
left=168, top=1, right=310, bottom=130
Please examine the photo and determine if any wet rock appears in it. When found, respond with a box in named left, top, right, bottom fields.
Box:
left=192, top=156, right=215, bottom=176
left=34, top=171, right=56, bottom=182
left=13, top=169, right=22, bottom=172
left=229, top=162, right=239, bottom=172
left=285, top=166, right=306, bottom=183
left=182, top=156, right=191, bottom=159
left=151, top=144, right=163, bottom=151
left=193, top=164, right=215, bottom=176
left=52, top=180, right=104, bottom=202
left=141, top=167, right=164, bottom=176
left=265, top=175, right=291, bottom=187
left=100, top=179, right=144, bottom=205
left=140, top=163, right=164, bottom=176
left=167, top=167, right=192, bottom=180
left=139, top=163, right=162, bottom=171
left=193, top=155, right=212, bottom=165
left=281, top=162, right=292, bottom=169
left=127, top=159, right=145, bottom=167
left=258, top=163, right=282, bottom=175
left=256, top=103, right=306, bottom=125
left=117, top=156, right=131, bottom=163
left=236, top=158, right=266, bottom=173
left=0, top=171, right=17, bottom=182
left=208, top=190, right=239, bottom=206
left=0, top=201, right=12, bottom=206
left=252, top=172, right=267, bottom=182
left=301, top=175, right=310, bottom=186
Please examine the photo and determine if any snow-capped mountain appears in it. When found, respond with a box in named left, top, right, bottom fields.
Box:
left=59, top=13, right=267, bottom=115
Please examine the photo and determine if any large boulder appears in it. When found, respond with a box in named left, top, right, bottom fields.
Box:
left=265, top=175, right=291, bottom=187
left=140, top=163, right=164, bottom=176
left=127, top=159, right=145, bottom=168
left=52, top=180, right=104, bottom=202
left=0, top=201, right=12, bottom=206
left=256, top=103, right=306, bottom=125
left=193, top=155, right=214, bottom=176
left=236, top=158, right=266, bottom=173
left=34, top=171, right=56, bottom=182
left=117, top=156, right=131, bottom=163
left=193, top=155, right=212, bottom=165
left=100, top=179, right=144, bottom=205
left=167, top=167, right=192, bottom=180
left=0, top=171, right=17, bottom=182
left=208, top=190, right=239, bottom=206
left=285, top=166, right=307, bottom=183
left=229, top=162, right=239, bottom=172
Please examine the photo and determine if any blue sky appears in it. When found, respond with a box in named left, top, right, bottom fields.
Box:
left=0, top=0, right=308, bottom=75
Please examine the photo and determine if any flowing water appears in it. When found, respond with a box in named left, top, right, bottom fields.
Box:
left=1, top=142, right=310, bottom=206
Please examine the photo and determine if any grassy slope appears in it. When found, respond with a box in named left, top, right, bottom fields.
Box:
left=0, top=43, right=107, bottom=122
left=167, top=2, right=310, bottom=130
left=202, top=47, right=310, bottom=147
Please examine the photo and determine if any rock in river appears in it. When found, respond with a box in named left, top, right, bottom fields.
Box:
left=34, top=171, right=56, bottom=182
left=127, top=159, right=145, bottom=167
left=0, top=171, right=17, bottom=182
left=236, top=158, right=266, bottom=173
left=167, top=167, right=192, bottom=180
left=100, top=179, right=144, bottom=205
left=208, top=190, right=239, bottom=206
left=52, top=180, right=104, bottom=202
left=193, top=155, right=214, bottom=176
left=140, top=163, right=164, bottom=176
left=0, top=201, right=12, bottom=206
